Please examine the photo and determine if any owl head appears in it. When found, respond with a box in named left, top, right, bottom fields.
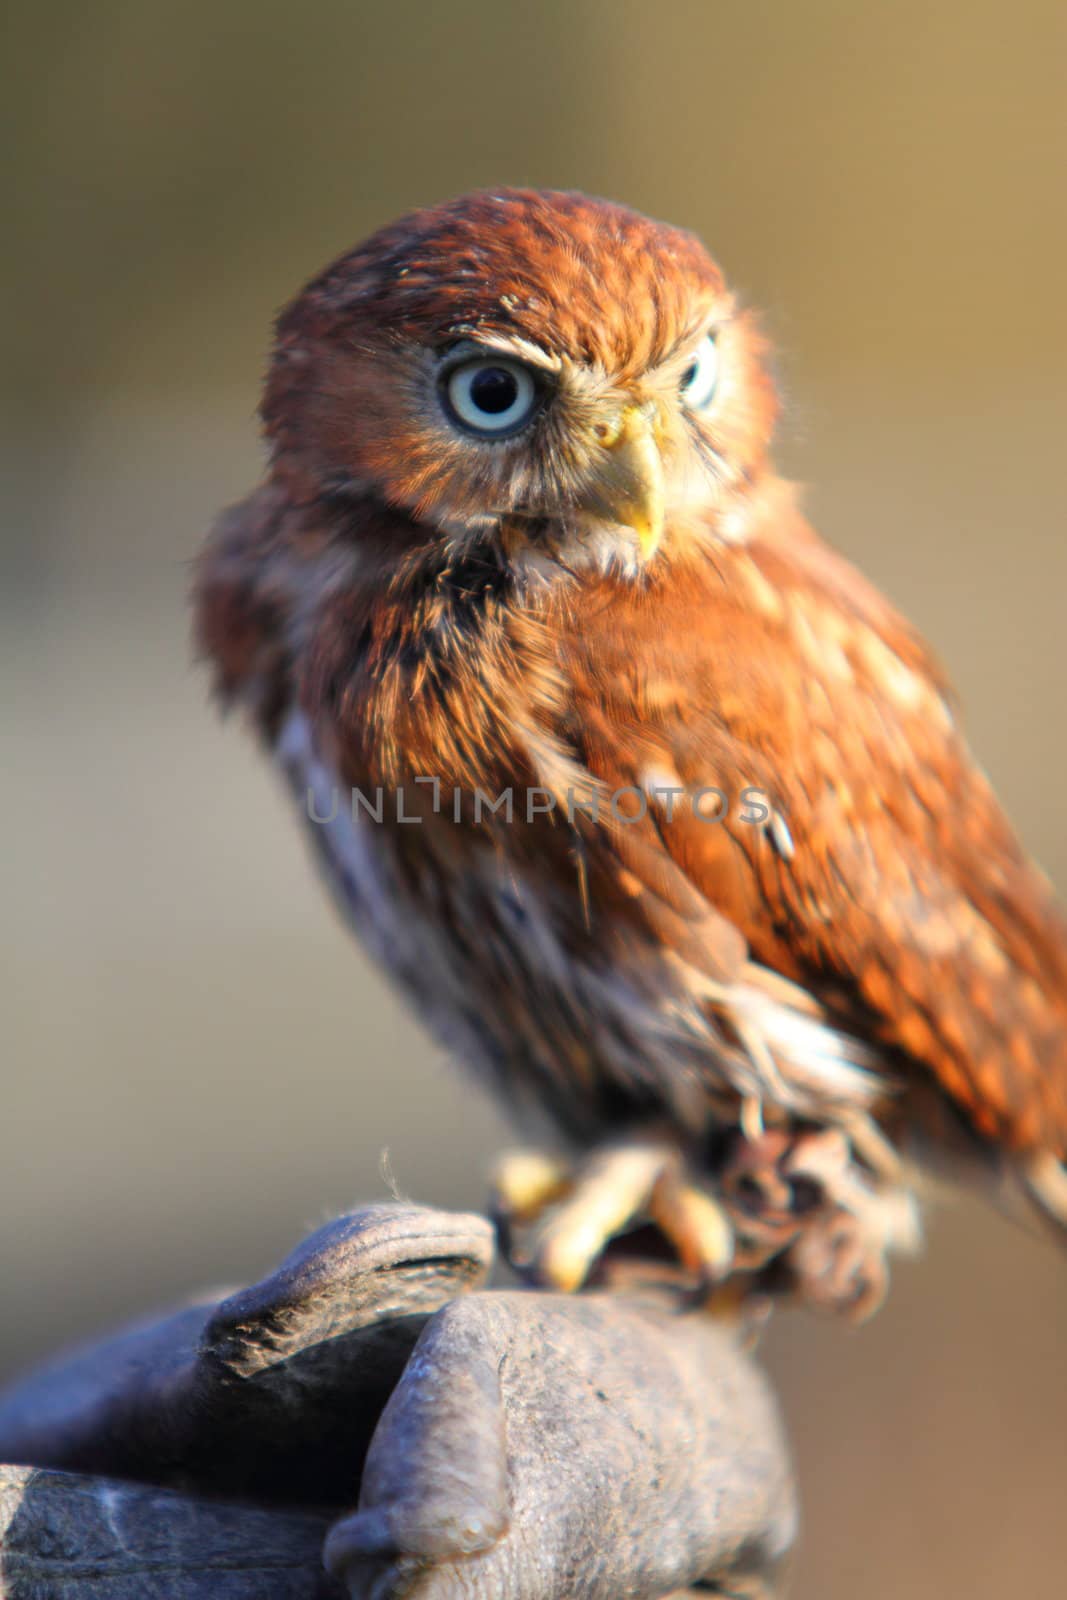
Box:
left=262, top=188, right=778, bottom=568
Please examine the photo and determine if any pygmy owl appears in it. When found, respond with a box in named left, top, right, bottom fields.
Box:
left=195, top=188, right=1067, bottom=1317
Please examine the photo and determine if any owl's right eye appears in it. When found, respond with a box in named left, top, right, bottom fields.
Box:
left=442, top=357, right=541, bottom=438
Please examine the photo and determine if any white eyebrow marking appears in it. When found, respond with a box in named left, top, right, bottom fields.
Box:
left=442, top=333, right=562, bottom=373
left=655, top=316, right=724, bottom=378
left=440, top=309, right=726, bottom=395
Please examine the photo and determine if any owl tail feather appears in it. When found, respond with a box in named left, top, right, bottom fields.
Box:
left=1018, top=1150, right=1067, bottom=1244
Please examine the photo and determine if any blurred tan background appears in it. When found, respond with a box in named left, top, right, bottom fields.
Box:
left=3, top=1, right=1066, bottom=1593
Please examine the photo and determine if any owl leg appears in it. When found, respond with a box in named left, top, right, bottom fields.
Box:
left=719, top=1125, right=920, bottom=1320
left=491, top=1124, right=917, bottom=1313
left=531, top=1142, right=677, bottom=1293
left=492, top=1140, right=735, bottom=1293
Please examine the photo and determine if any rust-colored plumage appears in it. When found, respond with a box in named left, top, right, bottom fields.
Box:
left=196, top=189, right=1067, bottom=1311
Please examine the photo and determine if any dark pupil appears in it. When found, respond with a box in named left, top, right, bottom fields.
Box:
left=470, top=366, right=518, bottom=414
left=680, top=362, right=698, bottom=390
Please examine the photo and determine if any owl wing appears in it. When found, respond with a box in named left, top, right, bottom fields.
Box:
left=557, top=509, right=1067, bottom=1158
left=193, top=482, right=298, bottom=741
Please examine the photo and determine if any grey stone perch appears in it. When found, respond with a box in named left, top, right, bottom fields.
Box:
left=0, top=1203, right=797, bottom=1599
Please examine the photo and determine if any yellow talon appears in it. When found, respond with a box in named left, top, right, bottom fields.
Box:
left=530, top=1143, right=674, bottom=1290
left=489, top=1149, right=572, bottom=1223
left=651, top=1172, right=735, bottom=1282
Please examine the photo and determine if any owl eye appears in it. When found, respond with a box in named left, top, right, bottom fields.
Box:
left=442, top=356, right=540, bottom=437
left=679, top=335, right=719, bottom=411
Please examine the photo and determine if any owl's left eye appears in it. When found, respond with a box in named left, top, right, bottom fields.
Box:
left=679, top=336, right=719, bottom=411
left=442, top=357, right=540, bottom=438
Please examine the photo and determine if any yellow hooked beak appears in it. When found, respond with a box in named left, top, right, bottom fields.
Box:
left=577, top=405, right=666, bottom=561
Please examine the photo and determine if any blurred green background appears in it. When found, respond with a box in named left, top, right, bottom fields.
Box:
left=3, top=2, right=1066, bottom=1594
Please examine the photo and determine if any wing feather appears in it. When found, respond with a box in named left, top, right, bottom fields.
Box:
left=555, top=500, right=1067, bottom=1154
